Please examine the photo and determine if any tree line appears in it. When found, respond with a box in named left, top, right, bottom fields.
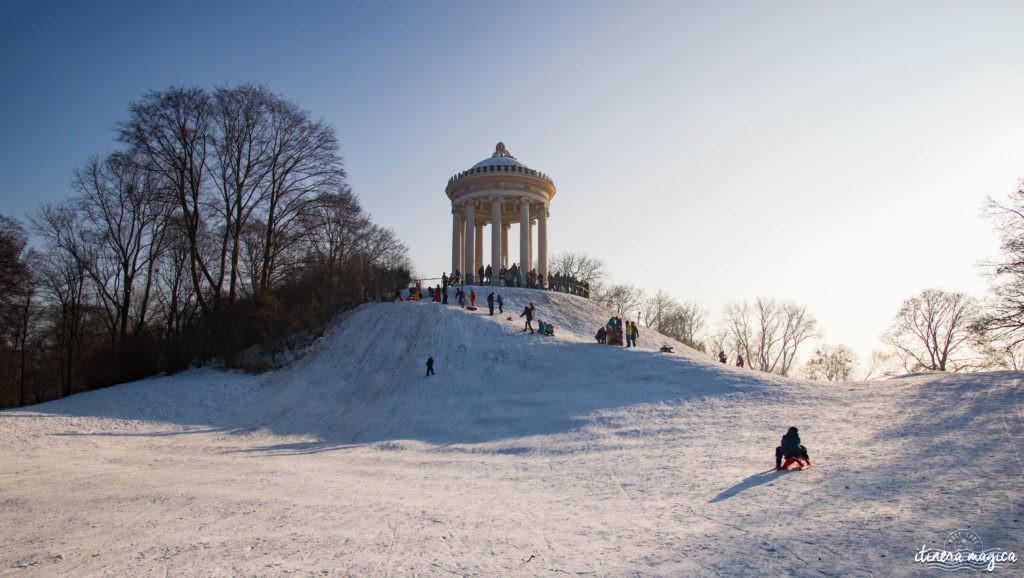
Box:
left=0, top=84, right=410, bottom=408
left=562, top=177, right=1024, bottom=381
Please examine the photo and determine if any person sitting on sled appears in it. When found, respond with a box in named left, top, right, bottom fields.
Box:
left=596, top=326, right=606, bottom=344
left=776, top=426, right=811, bottom=470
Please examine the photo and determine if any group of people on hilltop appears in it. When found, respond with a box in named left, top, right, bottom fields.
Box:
left=432, top=267, right=590, bottom=298
left=596, top=317, right=639, bottom=347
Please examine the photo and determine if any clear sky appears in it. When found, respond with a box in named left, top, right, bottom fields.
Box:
left=3, top=1, right=1023, bottom=366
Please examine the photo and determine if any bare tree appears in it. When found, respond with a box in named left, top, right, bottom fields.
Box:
left=981, top=180, right=1024, bottom=361
left=118, top=86, right=216, bottom=316
left=723, top=297, right=818, bottom=376
left=862, top=349, right=896, bottom=380
left=643, top=291, right=707, bottom=350
left=778, top=302, right=818, bottom=376
left=884, top=288, right=978, bottom=372
left=0, top=216, right=33, bottom=405
left=595, top=283, right=646, bottom=319
left=804, top=344, right=856, bottom=381
left=31, top=205, right=89, bottom=399
left=705, top=328, right=732, bottom=363
left=723, top=301, right=754, bottom=368
left=209, top=84, right=275, bottom=304
left=642, top=290, right=673, bottom=331
left=256, top=96, right=344, bottom=292
left=549, top=251, right=606, bottom=288
left=70, top=152, right=169, bottom=348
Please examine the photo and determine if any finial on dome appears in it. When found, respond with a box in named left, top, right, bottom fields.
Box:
left=492, top=142, right=511, bottom=158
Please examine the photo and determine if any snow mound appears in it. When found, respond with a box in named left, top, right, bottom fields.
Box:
left=1, top=288, right=1021, bottom=575
left=232, top=288, right=776, bottom=448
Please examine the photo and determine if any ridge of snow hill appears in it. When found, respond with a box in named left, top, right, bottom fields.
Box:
left=1, top=287, right=1022, bottom=576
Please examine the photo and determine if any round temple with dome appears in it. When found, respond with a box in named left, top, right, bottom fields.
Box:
left=445, top=142, right=556, bottom=285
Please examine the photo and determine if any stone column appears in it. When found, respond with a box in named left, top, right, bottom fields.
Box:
left=501, top=223, right=510, bottom=269
left=519, top=198, right=530, bottom=273
left=463, top=201, right=475, bottom=284
left=490, top=197, right=502, bottom=286
left=451, top=209, right=461, bottom=276
left=538, top=204, right=548, bottom=281
left=527, top=214, right=534, bottom=273
left=475, top=223, right=484, bottom=282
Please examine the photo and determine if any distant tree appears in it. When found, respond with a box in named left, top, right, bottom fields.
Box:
left=70, top=152, right=169, bottom=349
left=0, top=216, right=29, bottom=315
left=705, top=329, right=732, bottom=363
left=723, top=297, right=818, bottom=376
left=981, top=180, right=1024, bottom=364
left=804, top=344, right=856, bottom=381
left=118, top=86, right=215, bottom=316
left=884, top=288, right=979, bottom=372
left=642, top=290, right=675, bottom=333
left=0, top=216, right=34, bottom=405
left=549, top=251, right=606, bottom=289
left=596, top=283, right=646, bottom=319
left=642, top=291, right=707, bottom=350
left=256, top=93, right=345, bottom=292
left=863, top=349, right=897, bottom=380
left=31, top=205, right=90, bottom=399
left=209, top=84, right=275, bottom=304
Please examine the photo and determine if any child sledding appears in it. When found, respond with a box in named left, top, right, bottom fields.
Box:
left=775, top=426, right=812, bottom=471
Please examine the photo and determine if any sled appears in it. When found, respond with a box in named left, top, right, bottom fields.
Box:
left=777, top=457, right=811, bottom=471
left=659, top=345, right=674, bottom=353
left=464, top=306, right=477, bottom=311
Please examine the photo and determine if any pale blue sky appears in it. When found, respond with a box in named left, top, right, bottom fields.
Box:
left=3, top=1, right=1023, bottom=363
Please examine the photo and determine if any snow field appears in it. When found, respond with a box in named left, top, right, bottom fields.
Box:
left=1, top=288, right=1021, bottom=575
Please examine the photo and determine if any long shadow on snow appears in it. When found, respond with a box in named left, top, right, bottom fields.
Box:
left=5, top=297, right=784, bottom=454
left=709, top=468, right=796, bottom=502
left=854, top=371, right=1024, bottom=547
left=0, top=367, right=256, bottom=437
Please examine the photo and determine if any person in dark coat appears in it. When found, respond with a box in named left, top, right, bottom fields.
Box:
left=426, top=356, right=434, bottom=376
left=520, top=302, right=535, bottom=333
left=596, top=326, right=606, bottom=344
left=775, top=426, right=810, bottom=470
left=487, top=292, right=495, bottom=315
left=718, top=350, right=727, bottom=363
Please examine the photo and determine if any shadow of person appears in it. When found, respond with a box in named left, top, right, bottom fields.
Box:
left=709, top=468, right=789, bottom=503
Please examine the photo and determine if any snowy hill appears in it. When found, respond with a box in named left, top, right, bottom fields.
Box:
left=1, top=289, right=1022, bottom=575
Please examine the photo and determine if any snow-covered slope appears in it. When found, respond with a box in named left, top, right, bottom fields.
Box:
left=1, top=289, right=1022, bottom=576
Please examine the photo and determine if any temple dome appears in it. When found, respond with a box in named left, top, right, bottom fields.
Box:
left=471, top=142, right=527, bottom=169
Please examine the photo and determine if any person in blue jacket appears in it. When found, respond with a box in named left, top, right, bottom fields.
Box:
left=776, top=426, right=811, bottom=470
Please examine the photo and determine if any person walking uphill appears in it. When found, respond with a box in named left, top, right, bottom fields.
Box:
left=426, top=356, right=434, bottom=376
left=521, top=302, right=535, bottom=334
left=487, top=292, right=495, bottom=315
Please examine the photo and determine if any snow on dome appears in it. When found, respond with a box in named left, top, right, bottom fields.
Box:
left=471, top=142, right=528, bottom=169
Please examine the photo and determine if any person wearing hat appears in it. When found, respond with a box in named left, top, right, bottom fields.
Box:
left=776, top=426, right=811, bottom=470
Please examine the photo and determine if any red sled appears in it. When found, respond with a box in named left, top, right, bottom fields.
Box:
left=778, top=457, right=811, bottom=471
left=465, top=306, right=478, bottom=311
